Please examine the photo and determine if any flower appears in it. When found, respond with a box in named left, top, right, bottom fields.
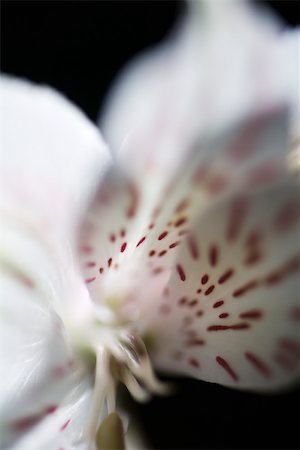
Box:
left=1, top=1, right=299, bottom=449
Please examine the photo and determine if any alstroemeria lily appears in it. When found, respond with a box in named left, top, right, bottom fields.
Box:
left=1, top=1, right=299, bottom=449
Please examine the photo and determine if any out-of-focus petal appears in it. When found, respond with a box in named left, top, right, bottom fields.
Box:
left=0, top=75, right=111, bottom=243
left=10, top=378, right=94, bottom=450
left=100, top=1, right=297, bottom=195
left=0, top=77, right=112, bottom=445
left=143, top=175, right=300, bottom=391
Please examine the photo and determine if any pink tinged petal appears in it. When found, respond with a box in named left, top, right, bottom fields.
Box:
left=146, top=173, right=300, bottom=391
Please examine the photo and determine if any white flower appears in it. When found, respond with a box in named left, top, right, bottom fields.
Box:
left=0, top=1, right=299, bottom=449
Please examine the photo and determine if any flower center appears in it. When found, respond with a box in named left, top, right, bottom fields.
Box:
left=69, top=318, right=167, bottom=446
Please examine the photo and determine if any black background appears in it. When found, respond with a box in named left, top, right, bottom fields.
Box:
left=1, top=1, right=299, bottom=449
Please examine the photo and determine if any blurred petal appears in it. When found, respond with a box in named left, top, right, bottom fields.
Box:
left=0, top=75, right=111, bottom=242
left=10, top=378, right=94, bottom=450
left=144, top=176, right=300, bottom=391
left=101, top=0, right=297, bottom=197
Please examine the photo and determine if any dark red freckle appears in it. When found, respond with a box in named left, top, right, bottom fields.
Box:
left=148, top=223, right=155, bottom=229
left=244, top=251, right=262, bottom=265
left=213, top=300, right=224, bottom=308
left=178, top=297, right=187, bottom=306
left=178, top=229, right=189, bottom=236
left=209, top=244, right=218, bottom=266
left=218, top=268, right=234, bottom=284
left=152, top=267, right=164, bottom=275
left=201, top=274, right=209, bottom=284
left=264, top=271, right=282, bottom=285
left=216, top=356, right=239, bottom=381
left=290, top=306, right=300, bottom=321
left=245, top=352, right=272, bottom=378
left=108, top=258, right=113, bottom=267
left=136, top=236, right=146, bottom=247
left=188, top=358, right=200, bottom=368
left=204, top=285, right=215, bottom=295
left=185, top=339, right=205, bottom=347
left=176, top=264, right=186, bottom=281
left=80, top=245, right=93, bottom=254
left=219, top=313, right=229, bottom=319
left=278, top=338, right=300, bottom=357
left=207, top=323, right=250, bottom=331
left=158, top=250, right=167, bottom=257
left=127, top=182, right=139, bottom=218
left=114, top=263, right=119, bottom=270
left=99, top=267, right=104, bottom=274
left=175, top=217, right=188, bottom=227
left=159, top=304, right=171, bottom=315
left=273, top=352, right=297, bottom=372
left=196, top=310, right=204, bottom=317
left=10, top=415, right=41, bottom=432
left=239, top=310, right=263, bottom=320
left=226, top=198, right=248, bottom=242
left=60, top=420, right=70, bottom=431
left=182, top=316, right=193, bottom=326
left=245, top=229, right=262, bottom=248
left=169, top=241, right=181, bottom=249
left=274, top=200, right=300, bottom=232
left=196, top=289, right=202, bottom=294
left=207, top=174, right=228, bottom=194
left=120, top=228, right=126, bottom=238
left=45, top=405, right=57, bottom=414
left=109, top=233, right=116, bottom=243
left=175, top=198, right=190, bottom=214
left=149, top=250, right=156, bottom=257
left=189, top=299, right=198, bottom=307
left=187, top=234, right=199, bottom=260
left=167, top=221, right=173, bottom=227
left=18, top=274, right=35, bottom=289
left=158, top=231, right=168, bottom=240
left=85, top=277, right=96, bottom=284
left=85, top=261, right=96, bottom=268
left=184, top=329, right=197, bottom=339
left=232, top=280, right=258, bottom=297
left=120, top=242, right=127, bottom=253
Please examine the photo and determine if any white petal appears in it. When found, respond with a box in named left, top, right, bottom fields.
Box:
left=100, top=1, right=296, bottom=197
left=0, top=75, right=111, bottom=242
left=144, top=176, right=300, bottom=391
left=10, top=377, right=94, bottom=450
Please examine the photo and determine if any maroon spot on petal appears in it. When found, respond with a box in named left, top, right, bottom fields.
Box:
left=127, top=182, right=139, bottom=218
left=273, top=352, right=297, bottom=372
left=136, top=236, right=146, bottom=247
left=148, top=223, right=155, bottom=230
left=120, top=242, right=127, bottom=253
left=149, top=250, right=156, bottom=257
left=178, top=229, right=189, bottom=236
left=196, top=310, right=204, bottom=317
left=79, top=245, right=93, bottom=254
left=216, top=356, right=239, bottom=381
left=245, top=352, right=272, bottom=379
left=239, top=310, right=263, bottom=320
left=108, top=258, right=113, bottom=267
left=10, top=415, right=42, bottom=432
left=185, top=339, right=205, bottom=347
left=219, top=313, right=229, bottom=319
left=182, top=316, right=193, bottom=327
left=169, top=241, right=181, bottom=249
left=244, top=251, right=263, bottom=265
left=109, top=233, right=116, bottom=243
left=85, top=277, right=96, bottom=284
left=158, top=250, right=167, bottom=257
left=245, top=229, right=262, bottom=248
left=152, top=267, right=164, bottom=275
left=45, top=405, right=58, bottom=414
left=232, top=280, right=258, bottom=297
left=209, top=244, right=218, bottom=266
left=204, top=285, right=215, bottom=296
left=278, top=338, right=300, bottom=357
left=85, top=261, right=96, bottom=268
left=274, top=200, right=300, bottom=232
left=201, top=274, right=209, bottom=285
left=213, top=300, right=224, bottom=308
left=206, top=173, right=228, bottom=195
left=226, top=198, right=248, bottom=242
left=178, top=297, right=187, bottom=306
left=207, top=323, right=250, bottom=331
left=196, top=288, right=202, bottom=294
left=188, top=357, right=200, bottom=368
left=218, top=268, right=234, bottom=284
left=175, top=217, right=188, bottom=228
left=120, top=228, right=126, bottom=238
left=187, top=234, right=199, bottom=260
left=188, top=299, right=198, bottom=307
left=99, top=267, right=104, bottom=274
left=158, top=231, right=168, bottom=241
left=176, top=264, right=186, bottom=281
left=60, top=419, right=70, bottom=431
left=175, top=198, right=190, bottom=214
